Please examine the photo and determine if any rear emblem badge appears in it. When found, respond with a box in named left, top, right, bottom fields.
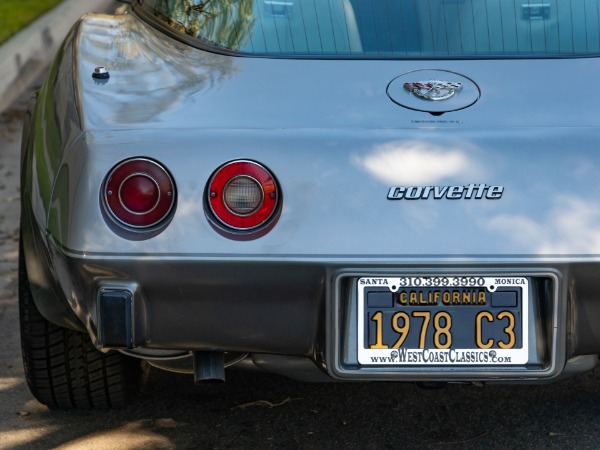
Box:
left=403, top=80, right=463, bottom=101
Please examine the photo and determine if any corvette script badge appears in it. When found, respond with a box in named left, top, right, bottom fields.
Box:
left=403, top=80, right=463, bottom=101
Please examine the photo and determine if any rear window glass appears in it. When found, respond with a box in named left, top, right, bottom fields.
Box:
left=140, top=0, right=600, bottom=57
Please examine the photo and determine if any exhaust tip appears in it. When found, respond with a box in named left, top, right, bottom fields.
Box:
left=193, top=351, right=225, bottom=384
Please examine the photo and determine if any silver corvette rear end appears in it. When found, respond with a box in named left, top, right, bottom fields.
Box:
left=19, top=0, right=600, bottom=408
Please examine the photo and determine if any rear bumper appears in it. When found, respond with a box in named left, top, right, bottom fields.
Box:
left=24, top=229, right=600, bottom=383
left=56, top=245, right=327, bottom=357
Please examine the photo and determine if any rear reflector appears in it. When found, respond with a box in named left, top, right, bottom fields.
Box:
left=208, top=161, right=279, bottom=230
left=104, top=158, right=176, bottom=228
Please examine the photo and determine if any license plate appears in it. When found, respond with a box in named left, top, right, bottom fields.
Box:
left=357, top=276, right=529, bottom=366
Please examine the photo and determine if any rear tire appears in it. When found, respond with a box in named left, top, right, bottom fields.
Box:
left=18, top=237, right=144, bottom=409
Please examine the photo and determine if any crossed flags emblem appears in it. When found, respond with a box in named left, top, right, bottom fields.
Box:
left=403, top=80, right=463, bottom=101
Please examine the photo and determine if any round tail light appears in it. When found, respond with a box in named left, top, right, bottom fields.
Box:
left=208, top=161, right=279, bottom=230
left=104, top=158, right=176, bottom=228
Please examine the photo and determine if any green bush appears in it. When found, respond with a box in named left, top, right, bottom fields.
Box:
left=0, top=0, right=64, bottom=45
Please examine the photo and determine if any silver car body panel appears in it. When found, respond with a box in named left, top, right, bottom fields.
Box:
left=20, top=12, right=600, bottom=382
left=33, top=14, right=600, bottom=258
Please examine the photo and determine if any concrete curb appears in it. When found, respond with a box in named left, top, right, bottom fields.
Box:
left=0, top=0, right=119, bottom=113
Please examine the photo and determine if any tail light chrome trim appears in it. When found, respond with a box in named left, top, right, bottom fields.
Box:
left=207, top=160, right=279, bottom=231
left=103, top=158, right=176, bottom=229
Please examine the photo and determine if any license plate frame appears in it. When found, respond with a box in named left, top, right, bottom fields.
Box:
left=357, top=276, right=529, bottom=366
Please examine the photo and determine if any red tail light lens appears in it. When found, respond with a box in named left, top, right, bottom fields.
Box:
left=120, top=175, right=160, bottom=213
left=208, top=161, right=279, bottom=230
left=104, top=158, right=176, bottom=228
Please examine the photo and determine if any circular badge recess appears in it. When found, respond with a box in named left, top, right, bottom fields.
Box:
left=387, top=69, right=480, bottom=113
